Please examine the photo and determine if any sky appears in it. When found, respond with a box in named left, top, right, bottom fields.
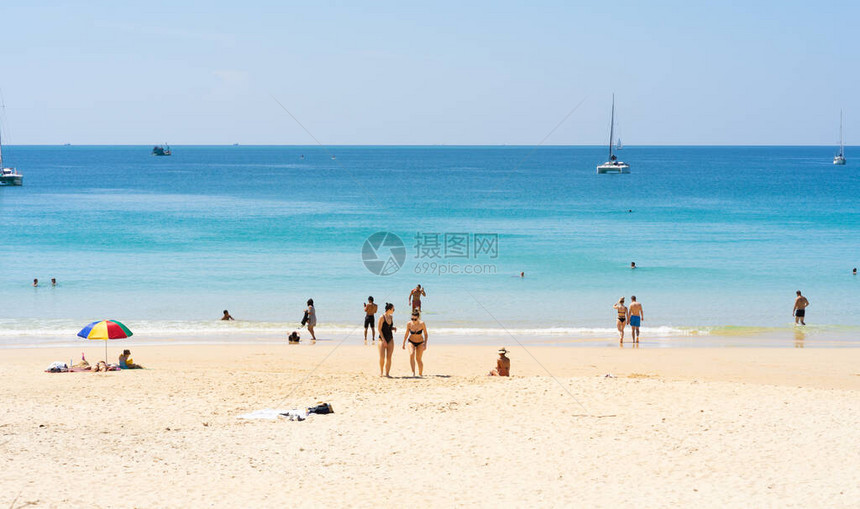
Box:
left=0, top=0, right=857, bottom=145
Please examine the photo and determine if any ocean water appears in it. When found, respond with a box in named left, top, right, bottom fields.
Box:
left=1, top=145, right=858, bottom=347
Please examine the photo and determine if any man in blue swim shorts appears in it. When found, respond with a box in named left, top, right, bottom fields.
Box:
left=629, top=295, right=644, bottom=343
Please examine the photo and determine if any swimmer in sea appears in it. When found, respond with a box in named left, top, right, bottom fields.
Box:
left=402, top=310, right=428, bottom=376
left=221, top=310, right=234, bottom=321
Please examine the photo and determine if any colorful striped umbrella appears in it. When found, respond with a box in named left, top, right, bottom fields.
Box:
left=77, top=320, right=133, bottom=363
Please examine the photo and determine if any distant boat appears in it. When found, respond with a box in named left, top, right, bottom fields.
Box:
left=152, top=145, right=172, bottom=156
left=63, top=143, right=71, bottom=146
left=834, top=110, right=846, bottom=165
left=232, top=143, right=239, bottom=146
left=0, top=116, right=22, bottom=186
left=597, top=94, right=630, bottom=174
left=616, top=137, right=623, bottom=150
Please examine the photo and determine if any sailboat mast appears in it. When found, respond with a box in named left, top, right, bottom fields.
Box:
left=839, top=110, right=844, bottom=156
left=608, top=94, right=615, bottom=159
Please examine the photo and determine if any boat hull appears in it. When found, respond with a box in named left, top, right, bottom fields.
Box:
left=833, top=156, right=846, bottom=165
left=597, top=162, right=630, bottom=174
left=0, top=175, right=23, bottom=186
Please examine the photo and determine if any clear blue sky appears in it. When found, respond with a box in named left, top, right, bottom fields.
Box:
left=1, top=0, right=857, bottom=145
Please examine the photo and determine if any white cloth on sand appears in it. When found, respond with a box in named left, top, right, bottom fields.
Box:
left=238, top=408, right=310, bottom=421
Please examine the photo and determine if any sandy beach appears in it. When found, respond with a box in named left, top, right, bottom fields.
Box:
left=1, top=342, right=858, bottom=508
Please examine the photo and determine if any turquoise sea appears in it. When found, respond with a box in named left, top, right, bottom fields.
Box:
left=1, top=145, right=857, bottom=347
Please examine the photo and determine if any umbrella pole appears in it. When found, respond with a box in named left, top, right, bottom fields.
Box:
left=105, top=340, right=108, bottom=364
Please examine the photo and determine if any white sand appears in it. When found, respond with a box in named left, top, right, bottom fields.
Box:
left=1, top=344, right=858, bottom=507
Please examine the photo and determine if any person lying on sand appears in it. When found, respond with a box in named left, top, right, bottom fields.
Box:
left=489, top=348, right=510, bottom=376
left=93, top=361, right=110, bottom=372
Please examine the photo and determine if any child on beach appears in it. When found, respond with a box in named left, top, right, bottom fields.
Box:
left=118, top=350, right=142, bottom=369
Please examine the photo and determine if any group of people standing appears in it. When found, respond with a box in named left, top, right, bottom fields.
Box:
left=365, top=284, right=429, bottom=377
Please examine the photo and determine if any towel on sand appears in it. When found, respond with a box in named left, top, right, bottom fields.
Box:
left=238, top=409, right=308, bottom=421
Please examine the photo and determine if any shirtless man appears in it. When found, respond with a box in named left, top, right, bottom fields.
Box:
left=363, top=296, right=378, bottom=343
left=628, top=295, right=643, bottom=343
left=408, top=284, right=426, bottom=312
left=489, top=348, right=511, bottom=376
left=221, top=310, right=234, bottom=321
left=793, top=291, right=810, bottom=325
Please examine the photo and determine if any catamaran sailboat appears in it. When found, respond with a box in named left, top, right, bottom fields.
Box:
left=0, top=125, right=22, bottom=186
left=597, top=94, right=629, bottom=174
left=833, top=110, right=846, bottom=165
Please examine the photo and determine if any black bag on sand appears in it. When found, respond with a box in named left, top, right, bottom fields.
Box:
left=308, top=403, right=333, bottom=415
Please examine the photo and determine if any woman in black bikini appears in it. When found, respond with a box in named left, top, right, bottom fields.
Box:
left=402, top=310, right=428, bottom=376
left=377, top=303, right=396, bottom=377
left=613, top=297, right=628, bottom=344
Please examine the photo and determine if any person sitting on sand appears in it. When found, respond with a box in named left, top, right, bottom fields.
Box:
left=118, top=349, right=142, bottom=369
left=221, top=309, right=234, bottom=321
left=614, top=297, right=628, bottom=343
left=489, top=348, right=511, bottom=376
left=402, top=310, right=428, bottom=376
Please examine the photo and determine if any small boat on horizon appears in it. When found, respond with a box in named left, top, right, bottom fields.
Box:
left=833, top=110, right=846, bottom=165
left=0, top=118, right=22, bottom=186
left=152, top=144, right=172, bottom=156
left=597, top=94, right=630, bottom=174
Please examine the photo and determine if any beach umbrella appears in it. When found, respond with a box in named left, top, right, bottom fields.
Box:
left=77, top=319, right=133, bottom=363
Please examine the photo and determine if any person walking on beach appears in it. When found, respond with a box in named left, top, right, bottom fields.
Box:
left=377, top=303, right=396, bottom=377
left=793, top=291, right=809, bottom=326
left=614, top=297, right=628, bottom=343
left=221, top=310, right=234, bottom=321
left=489, top=347, right=511, bottom=376
left=629, top=296, right=643, bottom=343
left=403, top=310, right=428, bottom=376
left=364, top=296, right=378, bottom=343
left=305, top=299, right=317, bottom=341
left=409, top=284, right=426, bottom=313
